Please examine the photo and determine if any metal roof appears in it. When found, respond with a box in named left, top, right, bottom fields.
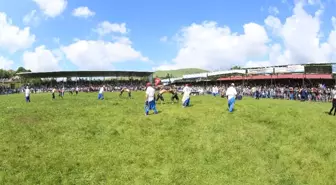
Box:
left=17, top=70, right=153, bottom=78
left=218, top=74, right=333, bottom=81
left=242, top=62, right=336, bottom=69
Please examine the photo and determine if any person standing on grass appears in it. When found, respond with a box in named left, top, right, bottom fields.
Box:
left=75, top=86, right=79, bottom=95
left=156, top=88, right=169, bottom=104
left=98, top=85, right=105, bottom=100
left=145, top=83, right=158, bottom=116
left=256, top=86, right=260, bottom=100
left=25, top=86, right=30, bottom=103
left=58, top=88, right=63, bottom=99
left=52, top=88, right=56, bottom=100
left=170, top=87, right=179, bottom=104
left=62, top=86, right=65, bottom=97
left=119, top=87, right=132, bottom=98
left=212, top=85, right=219, bottom=97
left=328, top=86, right=336, bottom=116
left=182, top=84, right=192, bottom=108
left=226, top=83, right=237, bottom=112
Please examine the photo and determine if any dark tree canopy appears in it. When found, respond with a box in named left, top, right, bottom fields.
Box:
left=231, top=66, right=241, bottom=70
left=0, top=67, right=31, bottom=79
left=16, top=67, right=31, bottom=73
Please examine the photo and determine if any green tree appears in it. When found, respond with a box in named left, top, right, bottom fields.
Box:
left=16, top=67, right=31, bottom=74
left=231, top=66, right=241, bottom=70
left=0, top=69, right=14, bottom=78
left=30, top=78, right=42, bottom=86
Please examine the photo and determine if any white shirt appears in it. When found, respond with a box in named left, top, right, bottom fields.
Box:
left=76, top=87, right=79, bottom=91
left=332, top=89, right=336, bottom=99
left=99, top=87, right=104, bottom=94
left=226, top=86, right=237, bottom=100
left=212, top=87, right=218, bottom=93
left=182, top=86, right=191, bottom=99
left=146, top=86, right=155, bottom=101
left=25, top=89, right=30, bottom=97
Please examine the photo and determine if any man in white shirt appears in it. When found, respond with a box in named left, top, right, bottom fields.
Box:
left=182, top=84, right=192, bottom=108
left=52, top=88, right=56, bottom=100
left=212, top=85, right=219, bottom=97
left=329, top=85, right=336, bottom=116
left=98, top=85, right=105, bottom=100
left=75, top=87, right=79, bottom=95
left=226, top=83, right=237, bottom=112
left=61, top=86, right=65, bottom=97
left=25, top=86, right=30, bottom=103
left=145, top=83, right=158, bottom=115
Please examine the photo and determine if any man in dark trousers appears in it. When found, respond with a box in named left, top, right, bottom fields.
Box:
left=329, top=86, right=336, bottom=116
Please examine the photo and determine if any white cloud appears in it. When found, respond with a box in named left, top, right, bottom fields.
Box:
left=264, top=2, right=332, bottom=65
left=51, top=49, right=64, bottom=61
left=268, top=6, right=279, bottom=15
left=158, top=1, right=336, bottom=70
left=94, top=21, right=127, bottom=36
left=332, top=16, right=336, bottom=28
left=111, top=36, right=132, bottom=45
left=33, top=0, right=67, bottom=17
left=72, top=6, right=95, bottom=18
left=244, top=60, right=272, bottom=68
left=157, top=21, right=269, bottom=70
left=329, top=17, right=336, bottom=60
left=308, top=0, right=322, bottom=5
left=23, top=10, right=40, bottom=26
left=264, top=15, right=282, bottom=36
left=160, top=36, right=168, bottom=42
left=53, top=37, right=60, bottom=45
left=23, top=45, right=60, bottom=72
left=61, top=39, right=148, bottom=70
left=0, top=56, right=14, bottom=69
left=0, top=12, right=35, bottom=53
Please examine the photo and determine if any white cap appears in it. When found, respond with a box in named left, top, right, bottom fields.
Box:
left=231, top=83, right=235, bottom=86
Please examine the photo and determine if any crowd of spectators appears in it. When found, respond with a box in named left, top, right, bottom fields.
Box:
left=0, top=80, right=147, bottom=95
left=1, top=80, right=335, bottom=103
left=182, top=83, right=335, bottom=102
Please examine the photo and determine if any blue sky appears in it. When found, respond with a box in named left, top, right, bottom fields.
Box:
left=0, top=0, right=335, bottom=72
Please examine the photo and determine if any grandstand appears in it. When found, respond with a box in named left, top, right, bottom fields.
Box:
left=164, top=63, right=336, bottom=87
left=16, top=70, right=153, bottom=86
left=17, top=70, right=153, bottom=80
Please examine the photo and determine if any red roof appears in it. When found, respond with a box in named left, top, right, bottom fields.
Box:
left=217, top=74, right=333, bottom=81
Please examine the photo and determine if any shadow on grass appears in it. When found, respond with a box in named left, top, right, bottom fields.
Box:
left=324, top=111, right=335, bottom=116
left=226, top=108, right=238, bottom=112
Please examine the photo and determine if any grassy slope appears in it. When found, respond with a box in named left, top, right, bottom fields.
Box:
left=0, top=93, right=336, bottom=185
left=154, top=68, right=208, bottom=78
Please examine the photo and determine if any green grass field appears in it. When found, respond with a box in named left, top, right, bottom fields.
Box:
left=1, top=92, right=336, bottom=185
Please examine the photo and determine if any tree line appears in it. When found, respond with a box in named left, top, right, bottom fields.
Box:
left=0, top=67, right=31, bottom=79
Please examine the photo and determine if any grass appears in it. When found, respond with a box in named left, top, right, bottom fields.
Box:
left=154, top=68, right=208, bottom=78
left=0, top=92, right=336, bottom=185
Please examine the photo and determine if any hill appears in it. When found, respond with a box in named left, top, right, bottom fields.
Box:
left=154, top=68, right=208, bottom=78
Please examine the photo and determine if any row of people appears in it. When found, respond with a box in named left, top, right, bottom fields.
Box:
left=21, top=82, right=336, bottom=116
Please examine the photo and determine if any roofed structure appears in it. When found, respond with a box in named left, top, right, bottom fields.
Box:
left=17, top=70, right=153, bottom=78
left=218, top=74, right=333, bottom=81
